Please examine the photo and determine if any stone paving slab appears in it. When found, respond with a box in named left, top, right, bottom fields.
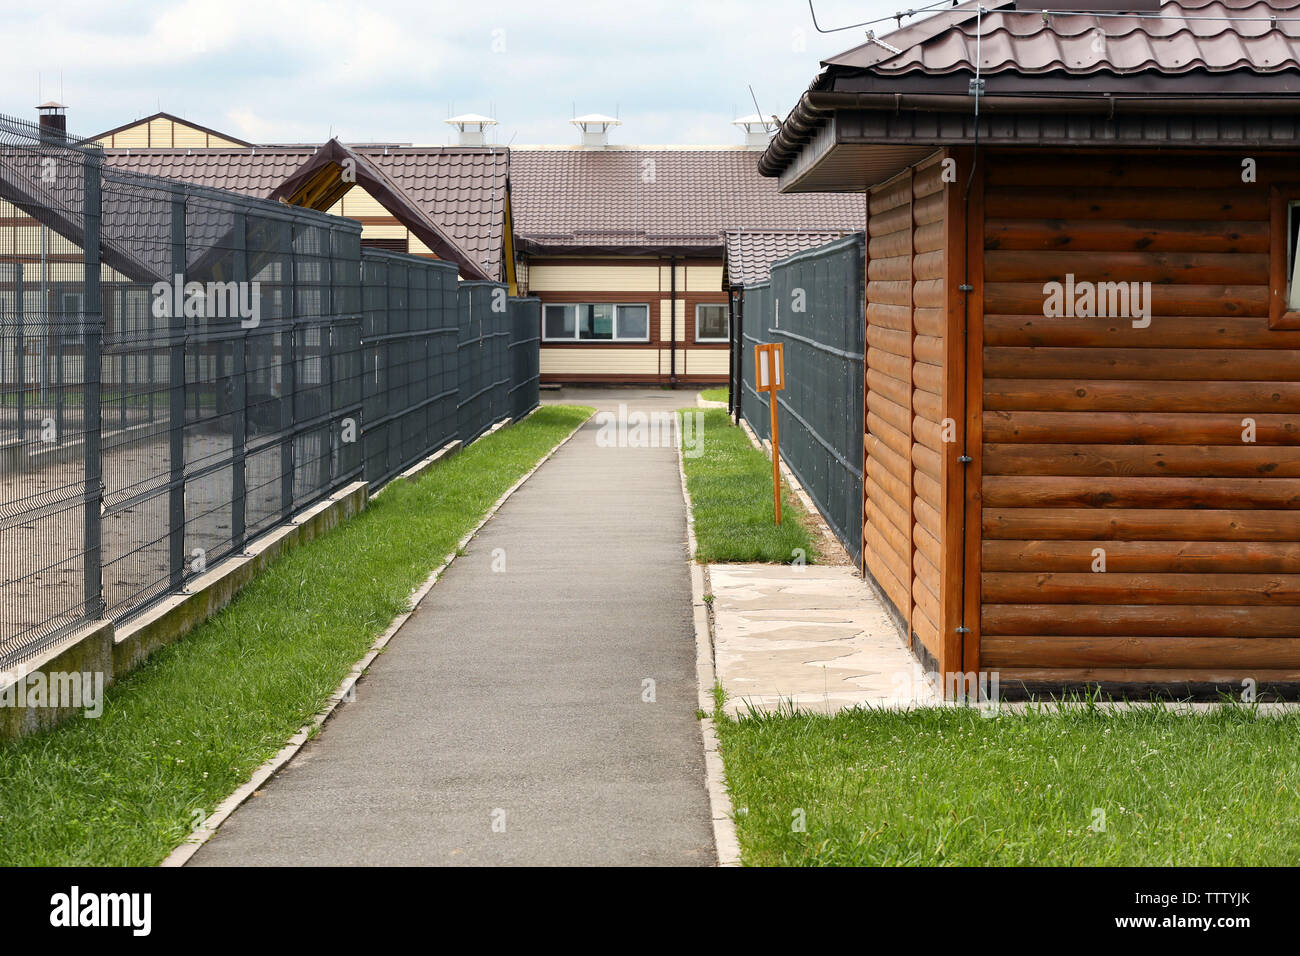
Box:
left=709, top=563, right=941, bottom=715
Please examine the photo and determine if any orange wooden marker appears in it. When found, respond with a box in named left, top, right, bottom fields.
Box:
left=754, top=343, right=786, bottom=524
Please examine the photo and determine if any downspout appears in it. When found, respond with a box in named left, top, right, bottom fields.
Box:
left=669, top=256, right=678, bottom=385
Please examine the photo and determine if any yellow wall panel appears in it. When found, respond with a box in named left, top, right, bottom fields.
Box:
left=658, top=300, right=685, bottom=340
left=109, top=125, right=150, bottom=149
left=658, top=264, right=685, bottom=290
left=527, top=264, right=660, bottom=292
left=341, top=189, right=391, bottom=218
left=684, top=349, right=729, bottom=375
left=148, top=117, right=173, bottom=147
left=409, top=234, right=433, bottom=255
left=685, top=265, right=724, bottom=293
left=541, top=347, right=659, bottom=375
left=206, top=134, right=245, bottom=148
left=360, top=224, right=408, bottom=240
left=171, top=124, right=209, bottom=148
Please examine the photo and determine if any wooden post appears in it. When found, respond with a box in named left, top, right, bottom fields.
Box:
left=754, top=341, right=786, bottom=525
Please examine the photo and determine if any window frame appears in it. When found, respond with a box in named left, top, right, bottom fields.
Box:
left=541, top=302, right=652, bottom=343
left=694, top=302, right=730, bottom=343
left=1269, top=184, right=1300, bottom=330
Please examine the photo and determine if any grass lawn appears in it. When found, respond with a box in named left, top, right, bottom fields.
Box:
left=0, top=404, right=592, bottom=866
left=715, top=702, right=1300, bottom=866
left=700, top=387, right=728, bottom=404
left=681, top=408, right=817, bottom=564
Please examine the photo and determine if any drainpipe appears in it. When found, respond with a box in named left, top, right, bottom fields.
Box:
left=669, top=256, right=678, bottom=385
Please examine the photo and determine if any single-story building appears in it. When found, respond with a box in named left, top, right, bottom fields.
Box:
left=759, top=0, right=1300, bottom=696
left=509, top=117, right=863, bottom=385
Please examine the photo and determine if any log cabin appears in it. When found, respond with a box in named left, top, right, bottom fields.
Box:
left=758, top=0, right=1300, bottom=698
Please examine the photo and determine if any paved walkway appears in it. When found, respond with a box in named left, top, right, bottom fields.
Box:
left=710, top=563, right=940, bottom=715
left=193, top=389, right=715, bottom=866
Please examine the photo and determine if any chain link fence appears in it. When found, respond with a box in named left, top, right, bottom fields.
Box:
left=738, top=234, right=865, bottom=562
left=0, top=113, right=540, bottom=669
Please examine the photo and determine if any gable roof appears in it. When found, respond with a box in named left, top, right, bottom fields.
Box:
left=93, top=111, right=255, bottom=148
left=508, top=147, right=864, bottom=256
left=723, top=229, right=860, bottom=289
left=101, top=140, right=509, bottom=281
left=268, top=140, right=505, bottom=280
left=762, top=0, right=1300, bottom=187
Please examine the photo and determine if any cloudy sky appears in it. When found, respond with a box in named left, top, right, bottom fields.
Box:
left=3, top=0, right=911, bottom=146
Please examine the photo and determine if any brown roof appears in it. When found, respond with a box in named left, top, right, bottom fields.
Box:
left=104, top=143, right=509, bottom=281
left=825, top=0, right=1300, bottom=76
left=368, top=147, right=507, bottom=280
left=723, top=229, right=859, bottom=288
left=762, top=0, right=1300, bottom=184
left=509, top=148, right=865, bottom=255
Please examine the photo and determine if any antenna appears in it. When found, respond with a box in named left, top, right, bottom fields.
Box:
left=748, top=85, right=771, bottom=132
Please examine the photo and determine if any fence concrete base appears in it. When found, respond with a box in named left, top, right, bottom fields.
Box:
left=0, top=481, right=369, bottom=740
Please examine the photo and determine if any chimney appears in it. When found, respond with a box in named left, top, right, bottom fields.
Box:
left=733, top=114, right=772, bottom=150
left=570, top=113, right=620, bottom=149
left=446, top=113, right=497, bottom=146
left=37, top=101, right=67, bottom=143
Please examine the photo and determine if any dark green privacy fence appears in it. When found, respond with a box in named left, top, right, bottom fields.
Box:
left=738, top=234, right=865, bottom=562
left=0, top=112, right=539, bottom=669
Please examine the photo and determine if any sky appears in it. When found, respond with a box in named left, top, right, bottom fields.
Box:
left=2, top=0, right=912, bottom=146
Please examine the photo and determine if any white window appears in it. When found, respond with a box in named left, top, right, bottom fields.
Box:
left=695, top=303, right=729, bottom=343
left=542, top=303, right=650, bottom=342
left=1289, top=200, right=1300, bottom=312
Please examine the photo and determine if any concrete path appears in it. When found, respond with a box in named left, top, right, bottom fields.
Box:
left=710, top=563, right=940, bottom=716
left=192, top=389, right=715, bottom=866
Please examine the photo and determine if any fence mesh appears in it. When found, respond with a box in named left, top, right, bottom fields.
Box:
left=738, top=234, right=865, bottom=562
left=0, top=113, right=540, bottom=669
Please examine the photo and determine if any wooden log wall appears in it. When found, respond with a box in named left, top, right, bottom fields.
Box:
left=978, top=150, right=1300, bottom=686
left=863, top=155, right=953, bottom=672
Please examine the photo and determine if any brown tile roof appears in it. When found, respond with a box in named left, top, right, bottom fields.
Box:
left=364, top=147, right=507, bottom=280
left=104, top=148, right=316, bottom=195
left=762, top=0, right=1300, bottom=181
left=824, top=0, right=1300, bottom=77
left=723, top=229, right=859, bottom=288
left=509, top=148, right=865, bottom=255
left=104, top=144, right=509, bottom=281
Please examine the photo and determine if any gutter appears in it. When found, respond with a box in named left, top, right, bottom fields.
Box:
left=669, top=255, right=678, bottom=385
left=759, top=87, right=1300, bottom=177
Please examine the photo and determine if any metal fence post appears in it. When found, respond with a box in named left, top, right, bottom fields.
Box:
left=281, top=225, right=296, bottom=520
left=82, top=148, right=105, bottom=619
left=168, top=185, right=187, bottom=589
left=15, top=263, right=23, bottom=442
left=231, top=211, right=248, bottom=552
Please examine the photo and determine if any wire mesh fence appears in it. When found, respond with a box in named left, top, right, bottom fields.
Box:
left=0, top=113, right=540, bottom=669
left=737, top=234, right=865, bottom=562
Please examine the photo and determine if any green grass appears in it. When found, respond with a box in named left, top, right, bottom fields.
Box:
left=0, top=404, right=592, bottom=866
left=699, top=387, right=728, bottom=404
left=715, top=703, right=1300, bottom=865
left=681, top=408, right=817, bottom=564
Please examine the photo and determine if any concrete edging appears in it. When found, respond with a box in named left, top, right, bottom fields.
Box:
left=0, top=479, right=370, bottom=740
left=161, top=407, right=594, bottom=866
left=676, top=412, right=742, bottom=868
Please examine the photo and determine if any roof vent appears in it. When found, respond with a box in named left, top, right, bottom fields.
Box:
left=37, top=101, right=67, bottom=144
left=733, top=114, right=775, bottom=150
left=570, top=113, right=620, bottom=148
left=446, top=113, right=497, bottom=146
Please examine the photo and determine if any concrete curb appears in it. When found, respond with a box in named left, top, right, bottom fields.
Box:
left=161, top=408, right=595, bottom=867
left=676, top=413, right=742, bottom=868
